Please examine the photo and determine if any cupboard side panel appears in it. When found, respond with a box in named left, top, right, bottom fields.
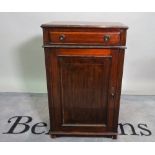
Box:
left=113, top=49, right=125, bottom=132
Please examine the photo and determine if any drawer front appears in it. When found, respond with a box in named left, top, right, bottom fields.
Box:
left=49, top=31, right=120, bottom=45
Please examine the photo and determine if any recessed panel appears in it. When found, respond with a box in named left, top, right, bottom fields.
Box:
left=58, top=56, right=112, bottom=126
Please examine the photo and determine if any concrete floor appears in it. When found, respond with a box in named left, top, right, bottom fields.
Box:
left=0, top=93, right=154, bottom=142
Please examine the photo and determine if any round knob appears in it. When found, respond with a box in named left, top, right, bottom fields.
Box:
left=111, top=93, right=115, bottom=97
left=59, top=34, right=65, bottom=41
left=103, top=35, right=110, bottom=42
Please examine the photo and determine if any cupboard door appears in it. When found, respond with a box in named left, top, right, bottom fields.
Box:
left=46, top=48, right=118, bottom=132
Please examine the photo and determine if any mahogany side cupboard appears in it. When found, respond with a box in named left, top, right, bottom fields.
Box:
left=41, top=22, right=128, bottom=139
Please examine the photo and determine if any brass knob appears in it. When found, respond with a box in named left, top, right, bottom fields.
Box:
left=59, top=34, right=65, bottom=41
left=103, top=35, right=110, bottom=42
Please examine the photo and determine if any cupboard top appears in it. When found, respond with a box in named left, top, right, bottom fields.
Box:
left=41, top=21, right=128, bottom=29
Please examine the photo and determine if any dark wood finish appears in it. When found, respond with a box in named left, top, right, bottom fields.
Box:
left=42, top=22, right=128, bottom=139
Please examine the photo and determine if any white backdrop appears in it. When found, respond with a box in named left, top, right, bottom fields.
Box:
left=0, top=12, right=155, bottom=95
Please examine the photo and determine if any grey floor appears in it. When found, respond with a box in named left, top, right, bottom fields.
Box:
left=0, top=93, right=154, bottom=142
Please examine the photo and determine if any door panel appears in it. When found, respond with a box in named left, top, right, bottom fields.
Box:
left=48, top=48, right=117, bottom=132
left=59, top=56, right=111, bottom=126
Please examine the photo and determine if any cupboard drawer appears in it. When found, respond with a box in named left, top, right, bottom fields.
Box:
left=48, top=31, right=121, bottom=45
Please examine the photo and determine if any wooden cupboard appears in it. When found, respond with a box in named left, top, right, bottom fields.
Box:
left=41, top=22, right=128, bottom=139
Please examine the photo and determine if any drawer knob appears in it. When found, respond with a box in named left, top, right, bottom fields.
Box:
left=103, top=35, right=110, bottom=42
left=59, top=34, right=65, bottom=41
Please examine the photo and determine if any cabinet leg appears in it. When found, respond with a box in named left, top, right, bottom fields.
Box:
left=49, top=131, right=57, bottom=138
left=112, top=135, right=117, bottom=139
left=51, top=134, right=57, bottom=138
